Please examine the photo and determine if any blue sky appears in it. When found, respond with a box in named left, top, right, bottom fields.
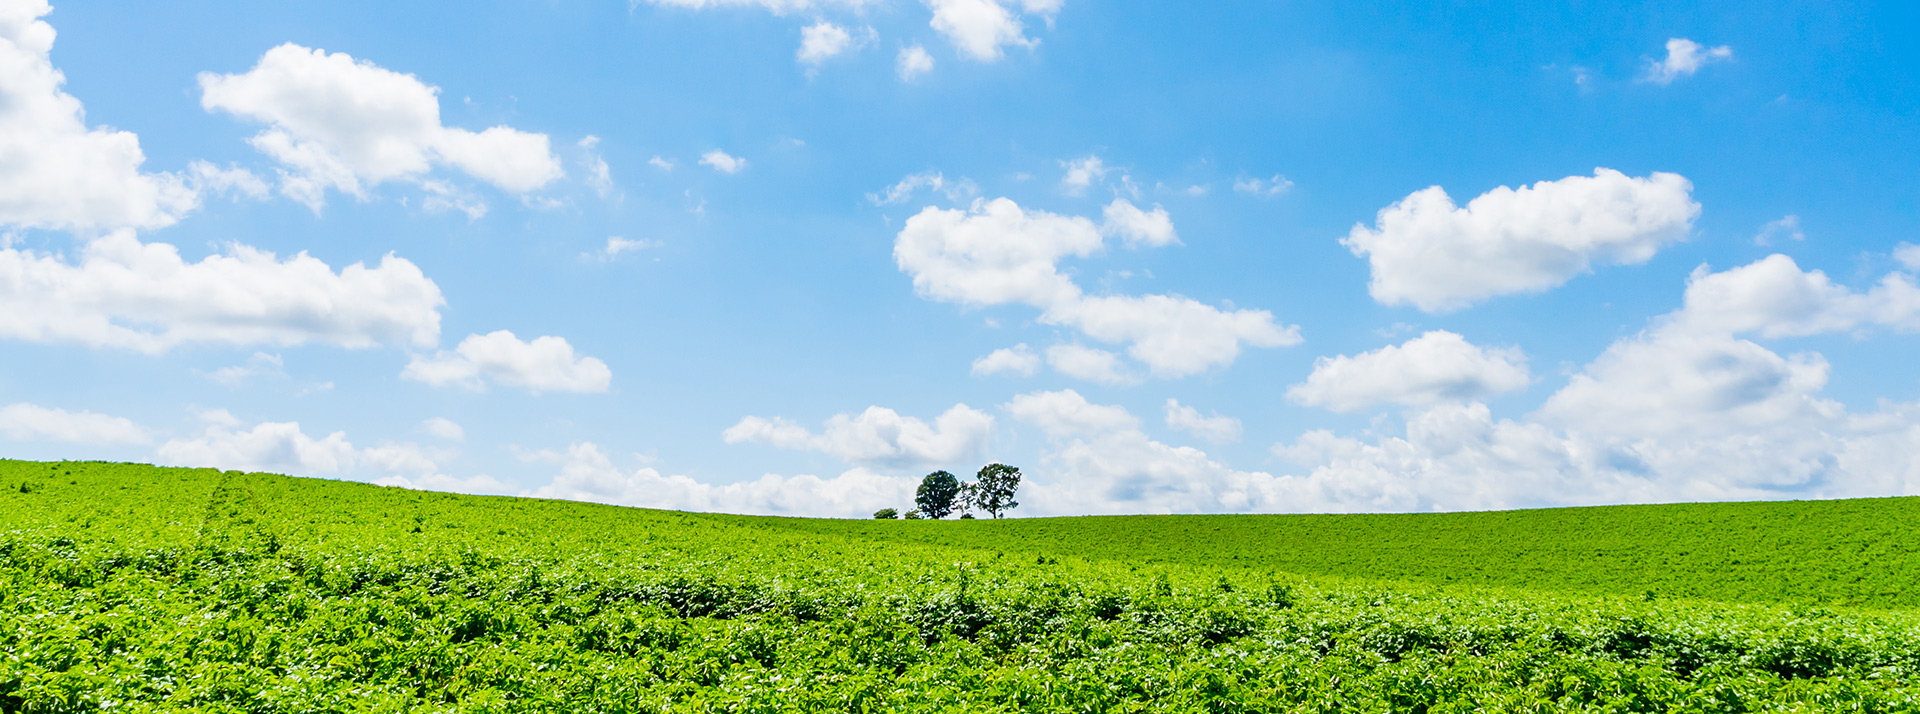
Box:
left=3, top=0, right=1917, bottom=516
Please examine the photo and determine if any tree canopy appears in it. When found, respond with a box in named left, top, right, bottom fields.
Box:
left=973, top=463, right=1022, bottom=518
left=914, top=471, right=961, bottom=520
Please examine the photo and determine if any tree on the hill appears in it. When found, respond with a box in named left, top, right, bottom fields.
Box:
left=954, top=482, right=978, bottom=518
left=915, top=471, right=960, bottom=519
left=973, top=463, right=1022, bottom=518
left=873, top=508, right=899, bottom=519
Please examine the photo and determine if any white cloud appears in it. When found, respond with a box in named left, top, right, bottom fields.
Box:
left=1045, top=343, right=1135, bottom=385
left=1258, top=259, right=1920, bottom=515
left=204, top=352, right=285, bottom=386
left=422, top=417, right=464, bottom=442
left=528, top=441, right=913, bottom=518
left=699, top=149, right=746, bottom=174
left=928, top=0, right=1035, bottom=61
left=587, top=236, right=659, bottom=262
left=1058, top=155, right=1106, bottom=194
left=1754, top=215, right=1803, bottom=245
left=868, top=170, right=975, bottom=205
left=187, top=161, right=271, bottom=202
left=159, top=420, right=359, bottom=476
left=1004, top=389, right=1137, bottom=438
left=1232, top=174, right=1293, bottom=197
left=1343, top=168, right=1699, bottom=313
left=1164, top=399, right=1241, bottom=445
left=1644, top=38, right=1733, bottom=85
left=896, top=45, right=935, bottom=81
left=0, top=231, right=442, bottom=353
left=1287, top=331, right=1531, bottom=413
left=0, top=1, right=197, bottom=232
left=1041, top=294, right=1299, bottom=377
left=895, top=197, right=1102, bottom=308
left=970, top=343, right=1040, bottom=377
left=1099, top=198, right=1178, bottom=247
left=403, top=330, right=612, bottom=394
left=578, top=135, right=617, bottom=199
left=199, top=43, right=563, bottom=210
left=895, top=197, right=1298, bottom=377
left=797, top=21, right=867, bottom=65
left=158, top=416, right=460, bottom=483
left=648, top=155, right=675, bottom=171
left=723, top=403, right=992, bottom=469
left=0, top=402, right=150, bottom=445
left=1897, top=243, right=1920, bottom=272
left=1537, top=327, right=1834, bottom=443
left=1003, top=390, right=1280, bottom=515
left=1673, top=254, right=1920, bottom=339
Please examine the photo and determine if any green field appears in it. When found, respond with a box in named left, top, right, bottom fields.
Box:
left=5, top=459, right=1920, bottom=712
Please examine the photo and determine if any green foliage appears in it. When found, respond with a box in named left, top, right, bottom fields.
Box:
left=4, top=459, right=1920, bottom=712
left=973, top=463, right=1021, bottom=518
left=914, top=470, right=960, bottom=520
left=873, top=508, right=898, bottom=520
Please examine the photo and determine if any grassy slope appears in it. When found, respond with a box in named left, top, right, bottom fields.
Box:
left=10, top=460, right=1920, bottom=711
left=765, top=498, right=1920, bottom=608
left=7, top=458, right=1917, bottom=608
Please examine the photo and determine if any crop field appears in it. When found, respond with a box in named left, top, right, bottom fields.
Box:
left=5, top=459, right=1920, bottom=712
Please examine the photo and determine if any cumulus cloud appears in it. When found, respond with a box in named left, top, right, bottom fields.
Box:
left=1003, top=389, right=1137, bottom=438
left=1644, top=38, right=1732, bottom=85
left=0, top=1, right=198, bottom=232
left=1343, top=168, right=1699, bottom=313
left=699, top=149, right=746, bottom=174
left=1262, top=256, right=1920, bottom=514
left=1287, top=331, right=1531, bottom=413
left=1099, top=199, right=1178, bottom=247
left=528, top=441, right=913, bottom=518
left=896, top=45, right=935, bottom=81
left=895, top=197, right=1298, bottom=379
left=970, top=343, right=1041, bottom=377
left=723, top=403, right=992, bottom=468
left=0, top=402, right=150, bottom=445
left=798, top=21, right=870, bottom=65
left=1043, top=294, right=1299, bottom=377
left=422, top=417, right=464, bottom=442
left=1896, top=243, right=1920, bottom=272
left=199, top=43, right=563, bottom=210
left=895, top=197, right=1102, bottom=308
left=928, top=0, right=1036, bottom=61
left=1058, top=155, right=1106, bottom=194
left=1232, top=174, right=1293, bottom=197
left=1672, top=254, right=1920, bottom=338
left=159, top=415, right=458, bottom=483
left=1004, top=390, right=1277, bottom=515
left=1045, top=343, right=1134, bottom=385
left=402, top=330, right=612, bottom=394
left=159, top=419, right=358, bottom=476
left=1164, top=399, right=1241, bottom=445
left=0, top=231, right=443, bottom=353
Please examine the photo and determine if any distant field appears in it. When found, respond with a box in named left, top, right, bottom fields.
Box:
left=5, top=459, right=1920, bottom=711
left=763, top=497, right=1920, bottom=609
